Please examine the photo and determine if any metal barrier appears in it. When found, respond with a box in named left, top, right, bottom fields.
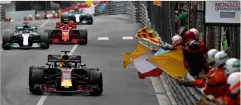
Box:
left=94, top=1, right=136, bottom=23
left=0, top=5, right=6, bottom=21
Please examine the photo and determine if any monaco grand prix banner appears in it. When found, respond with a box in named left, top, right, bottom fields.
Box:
left=205, top=1, right=240, bottom=25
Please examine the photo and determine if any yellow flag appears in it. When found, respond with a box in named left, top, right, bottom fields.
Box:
left=85, top=1, right=93, bottom=6
left=123, top=42, right=150, bottom=68
left=133, top=42, right=150, bottom=54
left=148, top=49, right=187, bottom=77
left=123, top=53, right=138, bottom=68
left=137, top=26, right=149, bottom=33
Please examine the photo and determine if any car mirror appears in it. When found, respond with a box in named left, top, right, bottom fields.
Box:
left=46, top=62, right=51, bottom=65
left=80, top=63, right=86, bottom=66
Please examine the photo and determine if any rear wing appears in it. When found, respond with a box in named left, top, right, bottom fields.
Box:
left=48, top=55, right=81, bottom=63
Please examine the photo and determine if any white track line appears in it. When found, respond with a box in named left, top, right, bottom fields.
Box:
left=69, top=44, right=79, bottom=55
left=36, top=19, right=50, bottom=105
left=122, top=36, right=133, bottom=40
left=40, top=20, right=49, bottom=28
left=36, top=96, right=47, bottom=105
left=98, top=37, right=109, bottom=40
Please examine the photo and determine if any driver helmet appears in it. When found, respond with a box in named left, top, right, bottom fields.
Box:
left=63, top=21, right=68, bottom=24
left=59, top=55, right=71, bottom=68
left=24, top=29, right=30, bottom=33
left=74, top=5, right=78, bottom=11
left=23, top=25, right=29, bottom=29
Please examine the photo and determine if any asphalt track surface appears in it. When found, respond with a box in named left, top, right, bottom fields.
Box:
left=1, top=15, right=162, bottom=105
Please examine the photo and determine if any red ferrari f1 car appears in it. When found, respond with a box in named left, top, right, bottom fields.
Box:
left=44, top=21, right=87, bottom=44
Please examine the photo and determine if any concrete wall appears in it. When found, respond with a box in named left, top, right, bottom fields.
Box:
left=0, top=1, right=11, bottom=4
left=2, top=1, right=15, bottom=12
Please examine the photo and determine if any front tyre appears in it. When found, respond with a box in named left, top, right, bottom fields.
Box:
left=89, top=69, right=103, bottom=96
left=29, top=66, right=44, bottom=95
left=2, top=31, right=12, bottom=50
left=78, top=30, right=88, bottom=45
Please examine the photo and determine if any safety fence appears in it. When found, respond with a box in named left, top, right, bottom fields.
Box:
left=94, top=1, right=136, bottom=23
left=0, top=5, right=6, bottom=21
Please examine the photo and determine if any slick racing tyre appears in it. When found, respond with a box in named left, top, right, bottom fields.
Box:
left=2, top=31, right=12, bottom=50
left=40, top=32, right=49, bottom=49
left=87, top=18, right=93, bottom=25
left=89, top=69, right=103, bottom=96
left=29, top=66, right=44, bottom=95
left=78, top=30, right=88, bottom=45
left=44, top=30, right=52, bottom=44
left=60, top=14, right=69, bottom=22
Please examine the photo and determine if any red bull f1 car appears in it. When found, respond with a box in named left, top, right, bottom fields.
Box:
left=44, top=21, right=87, bottom=44
left=29, top=51, right=103, bottom=95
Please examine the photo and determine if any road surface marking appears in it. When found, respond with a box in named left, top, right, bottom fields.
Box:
left=36, top=95, right=47, bottom=105
left=98, top=37, right=109, bottom=40
left=122, top=36, right=133, bottom=40
left=69, top=44, right=79, bottom=55
left=40, top=20, right=49, bottom=27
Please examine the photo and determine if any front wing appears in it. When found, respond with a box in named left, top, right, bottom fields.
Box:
left=5, top=43, right=42, bottom=49
left=48, top=35, right=86, bottom=44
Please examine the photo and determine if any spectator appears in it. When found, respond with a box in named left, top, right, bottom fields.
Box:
left=183, top=40, right=208, bottom=79
left=176, top=51, right=231, bottom=100
left=176, top=9, right=188, bottom=37
left=216, top=72, right=240, bottom=105
left=161, top=35, right=184, bottom=51
left=189, top=28, right=208, bottom=55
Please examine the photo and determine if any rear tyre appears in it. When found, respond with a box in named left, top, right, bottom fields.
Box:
left=87, top=18, right=93, bottom=25
left=78, top=30, right=88, bottom=45
left=40, top=32, right=49, bottom=49
left=44, top=30, right=52, bottom=44
left=2, top=31, right=12, bottom=50
left=89, top=69, right=103, bottom=96
left=29, top=66, right=44, bottom=95
left=61, top=14, right=69, bottom=22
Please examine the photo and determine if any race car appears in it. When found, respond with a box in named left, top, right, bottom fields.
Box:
left=61, top=9, right=93, bottom=25
left=44, top=21, right=88, bottom=44
left=2, top=22, right=49, bottom=50
left=29, top=51, right=103, bottom=96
